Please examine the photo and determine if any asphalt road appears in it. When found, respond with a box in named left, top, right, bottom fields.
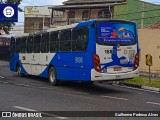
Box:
left=0, top=61, right=160, bottom=120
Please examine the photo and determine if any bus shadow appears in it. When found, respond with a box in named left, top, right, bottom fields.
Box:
left=13, top=74, right=50, bottom=85
left=13, top=75, right=129, bottom=95
left=59, top=81, right=129, bottom=95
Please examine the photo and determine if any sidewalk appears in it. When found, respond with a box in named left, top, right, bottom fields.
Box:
left=120, top=72, right=160, bottom=92
left=140, top=71, right=160, bottom=78
left=0, top=60, right=9, bottom=66
left=0, top=60, right=9, bottom=69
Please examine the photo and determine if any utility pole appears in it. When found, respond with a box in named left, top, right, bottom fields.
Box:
left=141, top=3, right=145, bottom=29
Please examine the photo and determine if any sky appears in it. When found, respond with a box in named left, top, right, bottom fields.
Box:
left=17, top=0, right=160, bottom=25
left=141, top=0, right=160, bottom=5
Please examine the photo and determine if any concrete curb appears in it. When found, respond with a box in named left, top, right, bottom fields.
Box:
left=121, top=83, right=160, bottom=92
left=119, top=83, right=141, bottom=88
left=141, top=86, right=160, bottom=92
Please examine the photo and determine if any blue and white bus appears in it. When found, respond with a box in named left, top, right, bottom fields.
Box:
left=10, top=20, right=139, bottom=85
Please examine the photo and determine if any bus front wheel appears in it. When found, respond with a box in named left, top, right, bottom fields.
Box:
left=17, top=65, right=24, bottom=77
left=49, top=67, right=59, bottom=86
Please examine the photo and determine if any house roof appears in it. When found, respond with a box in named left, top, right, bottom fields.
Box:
left=146, top=21, right=160, bottom=29
left=63, top=0, right=126, bottom=5
left=49, top=1, right=126, bottom=10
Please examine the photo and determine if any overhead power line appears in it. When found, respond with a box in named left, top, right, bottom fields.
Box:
left=130, top=15, right=160, bottom=21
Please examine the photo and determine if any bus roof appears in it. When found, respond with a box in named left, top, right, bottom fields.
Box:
left=47, top=23, right=78, bottom=32
left=12, top=19, right=135, bottom=39
left=12, top=33, right=29, bottom=38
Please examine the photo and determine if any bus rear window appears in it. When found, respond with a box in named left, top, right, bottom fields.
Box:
left=97, top=22, right=136, bottom=45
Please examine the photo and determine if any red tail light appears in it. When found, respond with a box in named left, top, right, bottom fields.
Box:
left=93, top=54, right=101, bottom=72
left=133, top=53, right=139, bottom=70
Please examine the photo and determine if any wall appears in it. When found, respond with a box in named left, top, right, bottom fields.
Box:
left=51, top=7, right=114, bottom=26
left=114, top=0, right=160, bottom=28
left=138, top=29, right=160, bottom=74
left=74, top=9, right=103, bottom=20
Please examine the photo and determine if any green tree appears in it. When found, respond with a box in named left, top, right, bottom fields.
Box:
left=0, top=0, right=23, bottom=34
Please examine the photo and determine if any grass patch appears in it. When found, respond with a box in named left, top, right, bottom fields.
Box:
left=121, top=77, right=160, bottom=88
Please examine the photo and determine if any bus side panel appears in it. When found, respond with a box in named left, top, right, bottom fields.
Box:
left=39, top=66, right=49, bottom=78
left=54, top=52, right=92, bottom=81
left=56, top=67, right=91, bottom=81
left=38, top=53, right=91, bottom=80
left=40, top=26, right=95, bottom=81
left=10, top=53, right=19, bottom=72
left=54, top=25, right=95, bottom=81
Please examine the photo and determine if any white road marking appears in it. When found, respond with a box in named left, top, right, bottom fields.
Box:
left=114, top=84, right=160, bottom=94
left=2, top=82, right=9, bottom=84
left=0, top=76, right=4, bottom=79
left=75, top=92, right=89, bottom=95
left=102, top=95, right=128, bottom=101
left=14, top=83, right=30, bottom=87
left=56, top=117, right=68, bottom=120
left=13, top=106, right=36, bottom=111
left=146, top=102, right=160, bottom=106
left=0, top=81, right=31, bottom=87
left=38, top=86, right=54, bottom=90
left=38, top=86, right=48, bottom=89
left=13, top=106, right=68, bottom=119
left=0, top=81, right=9, bottom=84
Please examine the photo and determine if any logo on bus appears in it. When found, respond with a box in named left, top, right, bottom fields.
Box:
left=75, top=57, right=83, bottom=63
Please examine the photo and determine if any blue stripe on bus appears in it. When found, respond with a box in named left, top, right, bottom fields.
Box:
left=39, top=52, right=92, bottom=81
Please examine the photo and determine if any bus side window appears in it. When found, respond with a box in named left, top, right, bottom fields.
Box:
left=21, top=37, right=27, bottom=53
left=50, top=31, right=59, bottom=52
left=16, top=38, right=21, bottom=53
left=27, top=36, right=34, bottom=53
left=34, top=34, right=41, bottom=53
left=41, top=32, right=49, bottom=53
left=72, top=27, right=88, bottom=52
left=60, top=29, right=71, bottom=52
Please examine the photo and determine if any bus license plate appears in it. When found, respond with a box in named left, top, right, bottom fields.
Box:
left=114, top=67, right=122, bottom=71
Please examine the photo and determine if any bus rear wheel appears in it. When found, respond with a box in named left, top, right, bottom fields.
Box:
left=49, top=67, right=59, bottom=86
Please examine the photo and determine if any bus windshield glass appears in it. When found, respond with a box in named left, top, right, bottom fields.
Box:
left=97, top=22, right=136, bottom=46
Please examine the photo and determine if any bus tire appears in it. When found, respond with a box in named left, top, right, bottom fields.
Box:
left=17, top=65, right=24, bottom=77
left=49, top=67, right=59, bottom=86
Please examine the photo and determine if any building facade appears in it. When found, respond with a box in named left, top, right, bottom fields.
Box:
left=49, top=0, right=126, bottom=27
left=24, top=0, right=126, bottom=33
left=24, top=0, right=160, bottom=32
left=24, top=6, right=52, bottom=33
left=114, top=0, right=160, bottom=28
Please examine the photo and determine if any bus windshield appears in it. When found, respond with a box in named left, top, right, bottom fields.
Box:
left=97, top=21, right=136, bottom=46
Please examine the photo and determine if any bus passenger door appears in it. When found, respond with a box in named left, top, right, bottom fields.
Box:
left=26, top=36, right=34, bottom=75
left=31, top=34, right=41, bottom=75
left=31, top=53, right=39, bottom=75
